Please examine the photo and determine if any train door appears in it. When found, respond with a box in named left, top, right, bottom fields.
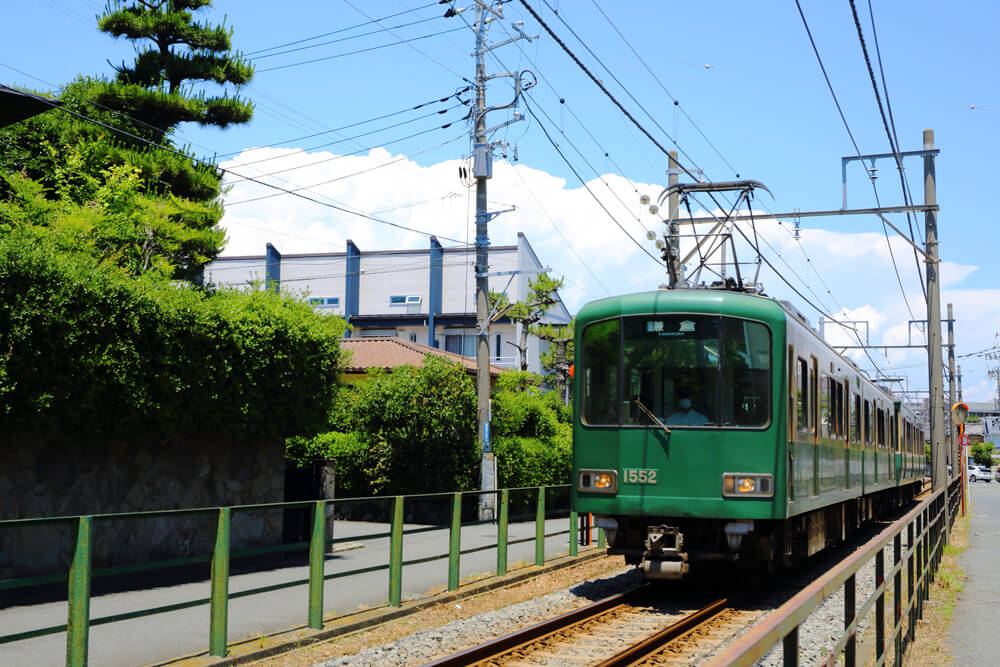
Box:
left=811, top=356, right=819, bottom=496
left=787, top=345, right=795, bottom=502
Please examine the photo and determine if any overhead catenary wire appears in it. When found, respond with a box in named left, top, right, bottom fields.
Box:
left=857, top=0, right=928, bottom=300
left=793, top=0, right=920, bottom=338
left=523, top=97, right=663, bottom=267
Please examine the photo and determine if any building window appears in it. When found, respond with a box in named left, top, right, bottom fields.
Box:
left=445, top=334, right=476, bottom=357
left=409, top=333, right=418, bottom=343
left=308, top=297, right=340, bottom=309
left=390, top=295, right=422, bottom=305
left=495, top=334, right=501, bottom=359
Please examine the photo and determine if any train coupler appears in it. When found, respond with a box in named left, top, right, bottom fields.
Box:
left=641, top=525, right=689, bottom=580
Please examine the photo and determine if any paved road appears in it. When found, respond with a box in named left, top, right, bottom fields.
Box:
left=950, top=479, right=1000, bottom=666
left=0, top=516, right=583, bottom=666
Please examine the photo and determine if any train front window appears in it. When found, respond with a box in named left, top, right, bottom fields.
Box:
left=616, top=315, right=770, bottom=428
left=580, top=318, right=620, bottom=425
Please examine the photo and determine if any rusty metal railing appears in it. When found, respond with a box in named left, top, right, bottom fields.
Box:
left=706, top=477, right=962, bottom=666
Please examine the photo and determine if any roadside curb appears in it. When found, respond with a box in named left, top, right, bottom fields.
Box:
left=152, top=547, right=606, bottom=666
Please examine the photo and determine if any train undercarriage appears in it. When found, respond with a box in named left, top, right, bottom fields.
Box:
left=599, top=482, right=921, bottom=579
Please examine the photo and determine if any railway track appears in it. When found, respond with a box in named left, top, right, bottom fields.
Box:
left=425, top=586, right=756, bottom=666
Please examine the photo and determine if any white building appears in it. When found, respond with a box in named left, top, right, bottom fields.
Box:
left=202, top=233, right=571, bottom=374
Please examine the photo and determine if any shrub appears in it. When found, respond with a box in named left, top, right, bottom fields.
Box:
left=286, top=431, right=368, bottom=497
left=0, top=232, right=346, bottom=440
left=352, top=356, right=478, bottom=495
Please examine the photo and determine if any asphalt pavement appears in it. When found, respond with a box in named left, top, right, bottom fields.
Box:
left=0, top=516, right=578, bottom=667
left=949, top=478, right=1000, bottom=666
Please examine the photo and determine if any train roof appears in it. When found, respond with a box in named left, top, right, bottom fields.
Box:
left=576, top=288, right=787, bottom=325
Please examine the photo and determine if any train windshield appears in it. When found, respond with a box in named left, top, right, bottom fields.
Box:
left=580, top=315, right=771, bottom=428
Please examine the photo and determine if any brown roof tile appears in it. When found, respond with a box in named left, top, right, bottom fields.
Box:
left=340, top=337, right=503, bottom=376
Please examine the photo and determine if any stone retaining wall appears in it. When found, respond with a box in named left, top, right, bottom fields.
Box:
left=0, top=435, right=285, bottom=579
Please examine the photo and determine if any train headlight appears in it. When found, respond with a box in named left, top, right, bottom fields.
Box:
left=578, top=469, right=618, bottom=494
left=722, top=473, right=773, bottom=498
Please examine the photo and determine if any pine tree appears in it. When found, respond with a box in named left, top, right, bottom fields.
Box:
left=490, top=273, right=564, bottom=372
left=96, top=0, right=254, bottom=144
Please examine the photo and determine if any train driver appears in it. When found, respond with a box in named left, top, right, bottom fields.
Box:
left=665, top=386, right=709, bottom=426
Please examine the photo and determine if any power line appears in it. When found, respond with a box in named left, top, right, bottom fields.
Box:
left=214, top=89, right=469, bottom=160
left=251, top=15, right=444, bottom=60
left=22, top=90, right=472, bottom=246
left=224, top=117, right=466, bottom=183
left=224, top=131, right=467, bottom=205
left=255, top=26, right=467, bottom=73
left=245, top=2, right=441, bottom=55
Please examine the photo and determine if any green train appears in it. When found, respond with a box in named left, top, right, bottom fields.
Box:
left=571, top=289, right=923, bottom=578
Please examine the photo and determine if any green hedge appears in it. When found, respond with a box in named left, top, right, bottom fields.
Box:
left=0, top=232, right=346, bottom=440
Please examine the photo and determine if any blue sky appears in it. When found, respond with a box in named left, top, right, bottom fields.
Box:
left=4, top=0, right=999, bottom=403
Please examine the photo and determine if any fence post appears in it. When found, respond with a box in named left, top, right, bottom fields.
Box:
left=782, top=626, right=799, bottom=666
left=907, top=521, right=915, bottom=646
left=209, top=507, right=231, bottom=657
left=535, top=487, right=546, bottom=567
left=389, top=496, right=404, bottom=607
left=497, top=489, right=509, bottom=576
left=308, top=500, right=326, bottom=630
left=598, top=526, right=606, bottom=549
left=844, top=573, right=856, bottom=667
left=66, top=516, right=92, bottom=667
left=448, top=492, right=462, bottom=591
left=894, top=532, right=902, bottom=664
left=569, top=509, right=578, bottom=558
left=875, top=546, right=885, bottom=663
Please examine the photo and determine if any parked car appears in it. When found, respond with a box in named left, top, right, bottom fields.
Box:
left=995, top=468, right=1000, bottom=482
left=969, top=465, right=992, bottom=483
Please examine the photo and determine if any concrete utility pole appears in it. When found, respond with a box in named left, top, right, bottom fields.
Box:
left=471, top=1, right=532, bottom=520
left=924, top=130, right=947, bottom=497
left=947, top=303, right=957, bottom=479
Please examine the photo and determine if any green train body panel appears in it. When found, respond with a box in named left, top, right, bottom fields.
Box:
left=571, top=289, right=923, bottom=524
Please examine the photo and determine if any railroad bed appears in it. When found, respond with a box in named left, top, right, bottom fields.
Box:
left=425, top=588, right=756, bottom=666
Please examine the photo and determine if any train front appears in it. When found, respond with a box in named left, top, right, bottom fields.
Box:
left=571, top=290, right=787, bottom=578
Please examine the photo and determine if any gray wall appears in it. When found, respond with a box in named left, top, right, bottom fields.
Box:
left=1, top=435, right=285, bottom=579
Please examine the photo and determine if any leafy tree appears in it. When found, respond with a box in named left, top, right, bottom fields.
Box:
left=96, top=0, right=254, bottom=144
left=971, top=442, right=995, bottom=468
left=489, top=272, right=564, bottom=371
left=352, top=356, right=478, bottom=495
left=534, top=319, right=574, bottom=404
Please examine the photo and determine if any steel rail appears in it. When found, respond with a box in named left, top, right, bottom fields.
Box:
left=424, top=587, right=650, bottom=666
left=595, top=597, right=730, bottom=667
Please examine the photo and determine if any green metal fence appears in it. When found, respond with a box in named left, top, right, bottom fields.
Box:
left=0, top=485, right=604, bottom=666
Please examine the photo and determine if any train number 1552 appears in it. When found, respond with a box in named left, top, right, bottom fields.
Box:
left=623, top=469, right=657, bottom=484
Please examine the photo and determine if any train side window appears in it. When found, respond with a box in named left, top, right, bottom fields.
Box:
left=877, top=408, right=886, bottom=449
left=851, top=393, right=861, bottom=444
left=809, top=360, right=818, bottom=434
left=796, top=358, right=809, bottom=434
left=580, top=318, right=620, bottom=426
left=864, top=400, right=873, bottom=446
left=820, top=373, right=831, bottom=439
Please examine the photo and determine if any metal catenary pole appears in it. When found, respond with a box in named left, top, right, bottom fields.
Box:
left=667, top=150, right=682, bottom=287
left=924, top=129, right=947, bottom=501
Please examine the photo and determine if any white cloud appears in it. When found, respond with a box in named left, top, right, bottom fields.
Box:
left=217, top=147, right=998, bottom=399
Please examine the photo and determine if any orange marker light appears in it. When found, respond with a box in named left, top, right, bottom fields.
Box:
left=568, top=364, right=574, bottom=379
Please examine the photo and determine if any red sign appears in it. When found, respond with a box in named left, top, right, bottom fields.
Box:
left=959, top=434, right=970, bottom=447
